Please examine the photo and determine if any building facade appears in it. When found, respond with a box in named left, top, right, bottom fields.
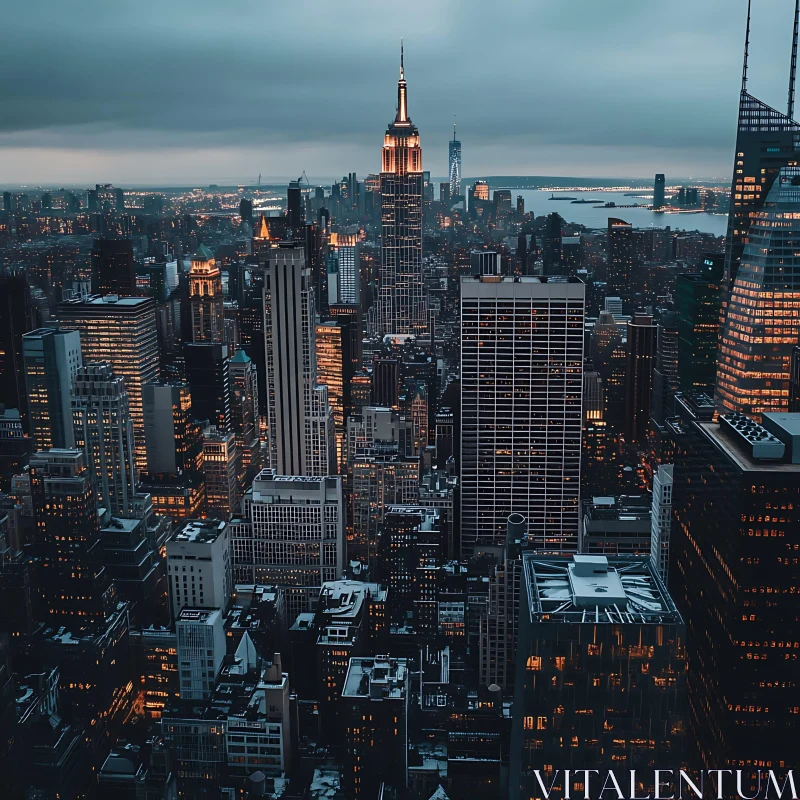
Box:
left=57, top=295, right=159, bottom=470
left=377, top=50, right=428, bottom=338
left=511, top=554, right=686, bottom=799
left=716, top=167, right=800, bottom=418
left=22, top=327, right=82, bottom=451
left=72, top=362, right=137, bottom=516
left=460, top=276, right=584, bottom=554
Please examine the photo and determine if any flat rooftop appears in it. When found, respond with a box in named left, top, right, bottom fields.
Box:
left=170, top=518, right=227, bottom=544
left=59, top=294, right=153, bottom=308
left=319, top=580, right=387, bottom=620
left=177, top=607, right=221, bottom=625
left=699, top=418, right=800, bottom=473
left=524, top=554, right=682, bottom=625
left=342, top=655, right=407, bottom=700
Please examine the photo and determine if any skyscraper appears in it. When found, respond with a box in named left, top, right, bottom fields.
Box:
left=22, top=327, right=82, bottom=451
left=675, top=254, right=723, bottom=395
left=607, top=218, right=634, bottom=311
left=233, top=469, right=344, bottom=619
left=72, top=363, right=137, bottom=516
left=723, top=2, right=800, bottom=284
left=30, top=448, right=114, bottom=626
left=449, top=123, right=461, bottom=199
left=653, top=173, right=666, bottom=209
left=589, top=310, right=626, bottom=424
left=287, top=180, right=303, bottom=232
left=184, top=343, right=231, bottom=431
left=57, top=295, right=158, bottom=470
left=228, top=349, right=261, bottom=481
left=328, top=234, right=360, bottom=306
left=166, top=519, right=232, bottom=620
left=264, top=242, right=333, bottom=476
left=189, top=245, right=224, bottom=343
left=377, top=47, right=428, bottom=338
left=625, top=313, right=656, bottom=444
left=542, top=213, right=563, bottom=276
left=202, top=429, right=239, bottom=517
left=91, top=237, right=136, bottom=297
left=142, top=382, right=201, bottom=475
left=460, top=275, right=585, bottom=555
left=716, top=167, right=800, bottom=418
left=511, top=554, right=686, bottom=797
left=650, top=310, right=679, bottom=425
left=0, top=273, right=38, bottom=427
left=315, top=321, right=348, bottom=471
left=670, top=403, right=800, bottom=785
left=650, top=463, right=673, bottom=583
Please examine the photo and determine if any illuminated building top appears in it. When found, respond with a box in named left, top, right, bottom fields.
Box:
left=716, top=167, right=800, bottom=418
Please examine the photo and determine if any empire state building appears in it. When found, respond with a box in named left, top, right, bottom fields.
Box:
left=377, top=46, right=428, bottom=338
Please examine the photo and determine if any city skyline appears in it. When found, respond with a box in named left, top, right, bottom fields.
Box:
left=2, top=0, right=800, bottom=185
left=2, top=2, right=800, bottom=797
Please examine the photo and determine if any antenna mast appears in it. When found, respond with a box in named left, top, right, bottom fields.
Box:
left=742, top=0, right=752, bottom=94
left=790, top=0, right=799, bottom=118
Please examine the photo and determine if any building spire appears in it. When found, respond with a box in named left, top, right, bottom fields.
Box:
left=453, top=119, right=457, bottom=143
left=742, top=0, right=752, bottom=94
left=790, top=0, right=799, bottom=118
left=395, top=40, right=409, bottom=124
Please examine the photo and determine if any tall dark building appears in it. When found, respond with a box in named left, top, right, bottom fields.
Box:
left=30, top=449, right=114, bottom=626
left=287, top=180, right=303, bottom=232
left=607, top=218, right=634, bottom=311
left=0, top=273, right=38, bottom=427
left=650, top=310, right=679, bottom=424
left=239, top=269, right=266, bottom=416
left=372, top=356, right=400, bottom=409
left=342, top=656, right=408, bottom=798
left=184, top=343, right=231, bottom=431
left=723, top=3, right=800, bottom=284
left=653, top=173, right=666, bottom=209
left=542, top=213, right=563, bottom=276
left=675, top=253, right=723, bottom=395
left=624, top=313, right=656, bottom=444
left=516, top=231, right=527, bottom=270
left=329, top=303, right=363, bottom=372
left=238, top=197, right=253, bottom=224
left=671, top=404, right=800, bottom=787
left=590, top=310, right=626, bottom=424
left=511, top=553, right=686, bottom=799
left=90, top=238, right=136, bottom=296
left=790, top=345, right=800, bottom=412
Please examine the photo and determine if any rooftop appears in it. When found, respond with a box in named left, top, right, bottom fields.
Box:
left=58, top=294, right=153, bottom=309
left=170, top=518, right=227, bottom=545
left=177, top=607, right=221, bottom=626
left=342, top=655, right=408, bottom=700
left=319, top=580, right=387, bottom=621
left=698, top=414, right=800, bottom=473
left=193, top=244, right=214, bottom=261
left=524, top=554, right=682, bottom=625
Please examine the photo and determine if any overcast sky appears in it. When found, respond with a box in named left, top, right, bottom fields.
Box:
left=0, top=0, right=797, bottom=186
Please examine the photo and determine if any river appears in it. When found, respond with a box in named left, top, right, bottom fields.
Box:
left=501, top=188, right=728, bottom=237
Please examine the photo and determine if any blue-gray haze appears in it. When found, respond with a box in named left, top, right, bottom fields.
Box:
left=0, top=0, right=795, bottom=185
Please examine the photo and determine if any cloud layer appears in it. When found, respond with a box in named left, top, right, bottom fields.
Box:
left=0, top=0, right=796, bottom=185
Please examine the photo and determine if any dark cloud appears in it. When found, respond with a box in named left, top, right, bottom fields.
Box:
left=0, top=0, right=796, bottom=183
